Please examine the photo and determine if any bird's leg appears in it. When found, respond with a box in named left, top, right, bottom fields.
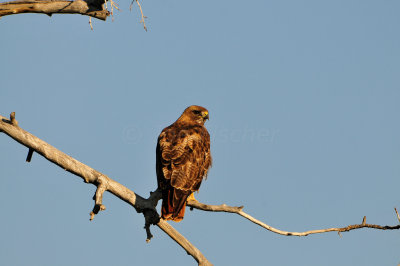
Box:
left=187, top=192, right=198, bottom=202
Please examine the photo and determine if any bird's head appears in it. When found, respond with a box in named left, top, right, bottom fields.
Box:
left=179, top=105, right=209, bottom=125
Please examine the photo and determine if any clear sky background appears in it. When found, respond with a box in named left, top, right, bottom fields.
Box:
left=1, top=1, right=399, bottom=265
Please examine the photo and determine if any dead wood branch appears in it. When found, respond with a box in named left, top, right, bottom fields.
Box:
left=158, top=220, right=212, bottom=266
left=0, top=0, right=110, bottom=20
left=0, top=112, right=212, bottom=266
left=0, top=0, right=147, bottom=28
left=187, top=200, right=400, bottom=236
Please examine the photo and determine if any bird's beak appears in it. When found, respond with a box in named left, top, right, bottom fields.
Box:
left=202, top=111, right=209, bottom=120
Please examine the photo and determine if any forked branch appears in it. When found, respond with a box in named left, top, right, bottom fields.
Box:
left=0, top=112, right=212, bottom=266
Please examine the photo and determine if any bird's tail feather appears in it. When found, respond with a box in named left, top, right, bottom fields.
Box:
left=161, top=187, right=189, bottom=222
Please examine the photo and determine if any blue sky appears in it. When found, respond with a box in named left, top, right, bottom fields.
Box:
left=1, top=1, right=399, bottom=265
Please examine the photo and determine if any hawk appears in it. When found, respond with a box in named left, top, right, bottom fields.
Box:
left=156, top=105, right=212, bottom=222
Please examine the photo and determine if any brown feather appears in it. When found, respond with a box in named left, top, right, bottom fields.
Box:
left=156, top=106, right=212, bottom=222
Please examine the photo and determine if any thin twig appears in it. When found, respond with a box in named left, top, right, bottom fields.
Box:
left=107, top=0, right=119, bottom=22
left=10, top=112, right=18, bottom=126
left=89, top=17, right=93, bottom=30
left=129, top=0, right=147, bottom=31
left=137, top=0, right=147, bottom=31
left=26, top=148, right=34, bottom=162
left=395, top=208, right=400, bottom=223
left=129, top=0, right=134, bottom=11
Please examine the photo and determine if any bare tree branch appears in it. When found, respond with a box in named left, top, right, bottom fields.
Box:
left=158, top=220, right=212, bottom=266
left=0, top=0, right=147, bottom=28
left=0, top=112, right=212, bottom=266
left=187, top=200, right=400, bottom=236
left=0, top=0, right=110, bottom=20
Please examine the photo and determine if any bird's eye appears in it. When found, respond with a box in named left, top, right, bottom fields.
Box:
left=193, top=110, right=201, bottom=115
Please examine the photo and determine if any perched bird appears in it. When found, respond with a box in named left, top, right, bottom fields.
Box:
left=156, top=105, right=212, bottom=222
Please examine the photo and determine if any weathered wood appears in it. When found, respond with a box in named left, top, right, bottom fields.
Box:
left=0, top=0, right=109, bottom=20
left=158, top=220, right=213, bottom=266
